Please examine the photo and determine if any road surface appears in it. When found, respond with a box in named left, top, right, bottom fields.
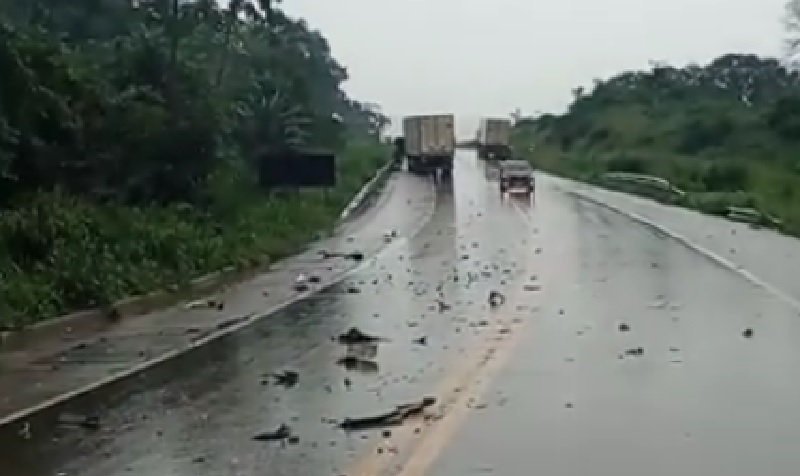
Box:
left=3, top=152, right=800, bottom=476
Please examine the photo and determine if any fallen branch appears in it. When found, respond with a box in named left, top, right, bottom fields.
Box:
left=338, top=396, right=437, bottom=431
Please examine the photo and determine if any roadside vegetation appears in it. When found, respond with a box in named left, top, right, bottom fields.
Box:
left=0, top=1, right=391, bottom=327
left=513, top=1, right=800, bottom=235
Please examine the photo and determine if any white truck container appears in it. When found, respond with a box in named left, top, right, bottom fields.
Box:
left=402, top=114, right=456, bottom=177
left=477, top=118, right=512, bottom=160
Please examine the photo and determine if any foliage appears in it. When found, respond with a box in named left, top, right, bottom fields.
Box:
left=0, top=1, right=390, bottom=326
left=513, top=52, right=800, bottom=235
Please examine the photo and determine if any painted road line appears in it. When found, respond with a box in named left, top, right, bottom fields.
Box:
left=391, top=200, right=539, bottom=476
left=349, top=206, right=540, bottom=476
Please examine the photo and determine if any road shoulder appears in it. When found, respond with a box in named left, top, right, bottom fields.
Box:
left=0, top=172, right=436, bottom=428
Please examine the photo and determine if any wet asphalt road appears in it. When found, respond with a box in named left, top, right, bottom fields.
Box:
left=6, top=152, right=800, bottom=475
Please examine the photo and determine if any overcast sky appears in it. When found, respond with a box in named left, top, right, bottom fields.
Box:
left=282, top=0, right=789, bottom=137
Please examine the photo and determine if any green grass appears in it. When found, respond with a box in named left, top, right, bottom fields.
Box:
left=512, top=103, right=800, bottom=236
left=0, top=142, right=388, bottom=328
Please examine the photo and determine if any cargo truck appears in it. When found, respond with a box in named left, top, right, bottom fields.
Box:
left=476, top=118, right=512, bottom=161
left=402, top=114, right=456, bottom=179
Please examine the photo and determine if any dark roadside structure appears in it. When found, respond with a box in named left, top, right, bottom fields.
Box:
left=258, top=148, right=337, bottom=189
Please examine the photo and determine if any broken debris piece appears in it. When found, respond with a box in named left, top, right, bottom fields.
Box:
left=57, top=413, right=100, bottom=431
left=336, top=356, right=379, bottom=374
left=185, top=298, right=224, bottom=311
left=338, top=327, right=385, bottom=344
left=253, top=424, right=292, bottom=441
left=488, top=291, right=506, bottom=308
left=618, top=323, right=630, bottom=332
left=742, top=328, right=754, bottom=338
left=338, top=397, right=437, bottom=431
left=269, top=370, right=299, bottom=387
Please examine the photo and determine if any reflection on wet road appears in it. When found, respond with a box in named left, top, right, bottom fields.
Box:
left=0, top=152, right=535, bottom=476
left=5, top=152, right=800, bottom=476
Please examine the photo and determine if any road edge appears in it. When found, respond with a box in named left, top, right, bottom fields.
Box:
left=568, top=190, right=800, bottom=311
left=0, top=169, right=434, bottom=431
left=1, top=160, right=395, bottom=352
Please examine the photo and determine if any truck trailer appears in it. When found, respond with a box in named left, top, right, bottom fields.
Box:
left=476, top=118, right=512, bottom=161
left=402, top=114, right=456, bottom=179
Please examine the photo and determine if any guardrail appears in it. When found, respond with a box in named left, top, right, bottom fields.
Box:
left=339, top=158, right=394, bottom=221
left=600, top=172, right=684, bottom=195
left=725, top=206, right=782, bottom=229
left=598, top=172, right=782, bottom=230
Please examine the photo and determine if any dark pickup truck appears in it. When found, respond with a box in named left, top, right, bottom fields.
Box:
left=498, top=160, right=534, bottom=195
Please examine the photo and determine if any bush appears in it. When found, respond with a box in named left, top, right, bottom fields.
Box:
left=0, top=143, right=388, bottom=328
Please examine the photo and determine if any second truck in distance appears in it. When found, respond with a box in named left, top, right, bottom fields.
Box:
left=476, top=118, right=512, bottom=161
left=402, top=114, right=456, bottom=179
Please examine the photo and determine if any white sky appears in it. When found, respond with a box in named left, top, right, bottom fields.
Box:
left=282, top=0, right=789, bottom=137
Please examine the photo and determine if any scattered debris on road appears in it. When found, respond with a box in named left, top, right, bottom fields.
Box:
left=267, top=370, right=299, bottom=387
left=319, top=250, right=364, bottom=261
left=57, top=413, right=101, bottom=431
left=336, top=356, right=379, bottom=374
left=293, top=283, right=310, bottom=292
left=383, top=230, right=398, bottom=242
left=488, top=291, right=506, bottom=308
left=185, top=298, right=225, bottom=311
left=253, top=423, right=292, bottom=442
left=338, top=397, right=437, bottom=431
left=337, top=327, right=385, bottom=344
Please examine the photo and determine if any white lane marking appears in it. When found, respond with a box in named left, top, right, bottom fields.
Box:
left=568, top=190, right=800, bottom=313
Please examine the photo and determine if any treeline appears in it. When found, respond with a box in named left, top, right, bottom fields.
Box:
left=513, top=53, right=800, bottom=232
left=0, top=1, right=390, bottom=326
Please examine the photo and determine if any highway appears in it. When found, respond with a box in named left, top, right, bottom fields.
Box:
left=3, top=152, right=800, bottom=476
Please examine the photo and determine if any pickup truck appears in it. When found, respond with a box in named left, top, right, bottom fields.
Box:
left=498, top=160, right=534, bottom=196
